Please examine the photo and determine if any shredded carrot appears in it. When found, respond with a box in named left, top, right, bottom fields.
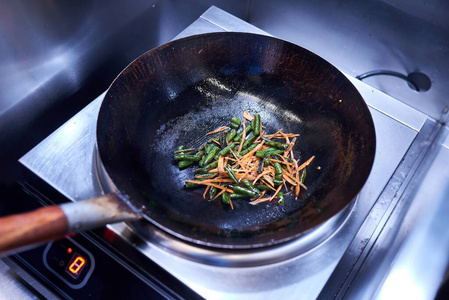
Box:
left=236, top=173, right=257, bottom=181
left=213, top=188, right=227, bottom=200
left=180, top=112, right=314, bottom=209
left=282, top=171, right=299, bottom=186
left=243, top=111, right=253, bottom=121
left=229, top=198, right=234, bottom=210
left=228, top=145, right=241, bottom=166
left=185, top=178, right=234, bottom=184
left=298, top=155, right=315, bottom=172
left=263, top=174, right=275, bottom=187
left=237, top=120, right=246, bottom=155
left=203, top=185, right=211, bottom=199
left=286, top=137, right=296, bottom=152
left=210, top=138, right=221, bottom=146
left=251, top=184, right=283, bottom=205
left=184, top=180, right=234, bottom=193
left=238, top=168, right=253, bottom=182
left=217, top=155, right=225, bottom=175
left=251, top=190, right=267, bottom=203
left=254, top=132, right=264, bottom=143
left=294, top=159, right=300, bottom=199
left=261, top=179, right=277, bottom=190
left=252, top=169, right=272, bottom=185
left=271, top=184, right=284, bottom=201
left=270, top=158, right=295, bottom=167
left=250, top=197, right=271, bottom=205
left=206, top=126, right=229, bottom=135
left=264, top=132, right=299, bottom=139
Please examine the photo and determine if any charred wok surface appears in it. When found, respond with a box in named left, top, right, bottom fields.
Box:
left=97, top=33, right=376, bottom=249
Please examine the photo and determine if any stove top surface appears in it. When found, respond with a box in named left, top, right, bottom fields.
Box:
left=16, top=6, right=434, bottom=300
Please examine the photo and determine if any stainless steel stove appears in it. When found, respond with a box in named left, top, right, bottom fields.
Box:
left=5, top=6, right=449, bottom=300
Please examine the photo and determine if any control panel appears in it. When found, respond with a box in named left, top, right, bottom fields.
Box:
left=43, top=237, right=95, bottom=289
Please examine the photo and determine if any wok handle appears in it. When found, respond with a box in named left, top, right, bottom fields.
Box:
left=0, top=206, right=68, bottom=255
left=0, top=194, right=140, bottom=256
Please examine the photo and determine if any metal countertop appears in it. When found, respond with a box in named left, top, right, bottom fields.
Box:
left=5, top=6, right=448, bottom=300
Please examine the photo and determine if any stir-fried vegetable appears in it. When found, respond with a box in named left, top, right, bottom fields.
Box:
left=175, top=111, right=314, bottom=209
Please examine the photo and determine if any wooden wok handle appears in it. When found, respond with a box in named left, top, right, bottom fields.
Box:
left=0, top=194, right=141, bottom=256
left=0, top=206, right=68, bottom=255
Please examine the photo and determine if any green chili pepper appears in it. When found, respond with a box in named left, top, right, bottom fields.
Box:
left=225, top=165, right=239, bottom=184
left=197, top=141, right=207, bottom=152
left=174, top=148, right=196, bottom=154
left=238, top=143, right=257, bottom=157
left=230, top=122, right=239, bottom=130
left=233, top=186, right=259, bottom=198
left=257, top=157, right=266, bottom=173
left=230, top=193, right=249, bottom=199
left=262, top=137, right=289, bottom=150
left=242, top=178, right=261, bottom=196
left=202, top=145, right=220, bottom=166
left=218, top=143, right=236, bottom=156
left=226, top=129, right=237, bottom=143
left=209, top=186, right=218, bottom=200
left=242, top=134, right=255, bottom=149
left=178, top=160, right=193, bottom=168
left=257, top=184, right=272, bottom=191
left=277, top=192, right=285, bottom=205
left=255, top=147, right=277, bottom=157
left=194, top=161, right=218, bottom=174
left=300, top=169, right=307, bottom=183
left=231, top=117, right=241, bottom=126
left=273, top=179, right=284, bottom=186
left=205, top=143, right=214, bottom=155
left=234, top=125, right=252, bottom=142
left=263, top=156, right=271, bottom=167
left=195, top=172, right=217, bottom=179
left=198, top=155, right=206, bottom=167
left=174, top=151, right=204, bottom=161
left=255, top=148, right=284, bottom=158
left=222, top=192, right=230, bottom=204
left=274, top=161, right=283, bottom=175
left=253, top=114, right=261, bottom=136
left=230, top=117, right=241, bottom=130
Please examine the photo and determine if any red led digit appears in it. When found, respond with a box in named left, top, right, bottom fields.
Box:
left=68, top=256, right=86, bottom=274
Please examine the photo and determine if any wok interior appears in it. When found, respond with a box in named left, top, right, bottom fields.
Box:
left=97, top=33, right=375, bottom=248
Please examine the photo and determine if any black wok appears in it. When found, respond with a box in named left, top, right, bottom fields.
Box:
left=0, top=32, right=375, bottom=254
left=97, top=32, right=376, bottom=249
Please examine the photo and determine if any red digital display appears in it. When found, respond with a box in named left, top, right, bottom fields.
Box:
left=66, top=254, right=87, bottom=278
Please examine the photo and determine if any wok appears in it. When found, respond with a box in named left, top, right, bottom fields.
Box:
left=0, top=32, right=375, bottom=254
